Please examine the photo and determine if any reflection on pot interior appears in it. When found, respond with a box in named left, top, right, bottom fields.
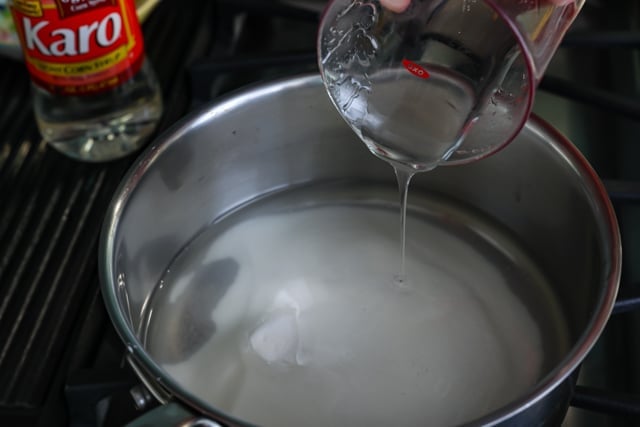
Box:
left=141, top=182, right=570, bottom=427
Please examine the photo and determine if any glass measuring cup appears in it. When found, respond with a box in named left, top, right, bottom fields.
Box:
left=318, top=0, right=584, bottom=171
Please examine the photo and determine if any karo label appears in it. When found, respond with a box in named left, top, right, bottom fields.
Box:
left=54, top=0, right=117, bottom=19
left=11, top=0, right=144, bottom=95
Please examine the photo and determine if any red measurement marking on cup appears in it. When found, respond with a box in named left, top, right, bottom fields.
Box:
left=402, top=59, right=430, bottom=79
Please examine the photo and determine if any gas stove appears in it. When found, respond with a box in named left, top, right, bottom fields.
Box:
left=0, top=1, right=639, bottom=426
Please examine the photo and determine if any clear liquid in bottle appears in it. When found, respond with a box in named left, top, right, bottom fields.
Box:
left=9, top=0, right=163, bottom=162
left=33, top=59, right=163, bottom=162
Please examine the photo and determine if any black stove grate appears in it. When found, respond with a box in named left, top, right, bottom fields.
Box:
left=0, top=0, right=219, bottom=425
left=0, top=56, right=130, bottom=425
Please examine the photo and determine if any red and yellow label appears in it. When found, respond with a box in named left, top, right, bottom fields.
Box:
left=10, top=0, right=144, bottom=95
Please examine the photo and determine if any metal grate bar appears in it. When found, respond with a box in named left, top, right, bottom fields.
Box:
left=539, top=76, right=640, bottom=121
left=613, top=296, right=640, bottom=315
left=605, top=179, right=640, bottom=204
left=220, top=0, right=320, bottom=22
left=571, top=386, right=640, bottom=416
left=562, top=31, right=640, bottom=48
left=0, top=76, right=35, bottom=188
left=5, top=170, right=101, bottom=402
left=191, top=51, right=317, bottom=75
left=190, top=51, right=317, bottom=104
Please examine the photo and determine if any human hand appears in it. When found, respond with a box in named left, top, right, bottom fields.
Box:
left=380, top=0, right=575, bottom=14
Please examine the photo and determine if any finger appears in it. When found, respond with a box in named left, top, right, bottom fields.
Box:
left=379, top=0, right=411, bottom=13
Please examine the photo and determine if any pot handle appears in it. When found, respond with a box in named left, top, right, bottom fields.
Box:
left=123, top=355, right=226, bottom=427
left=126, top=354, right=173, bottom=404
left=125, top=402, right=223, bottom=427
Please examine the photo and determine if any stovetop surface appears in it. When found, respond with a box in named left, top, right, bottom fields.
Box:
left=0, top=1, right=639, bottom=426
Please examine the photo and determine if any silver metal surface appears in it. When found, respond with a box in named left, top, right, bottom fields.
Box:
left=124, top=402, right=223, bottom=427
left=130, top=385, right=155, bottom=411
left=100, top=74, right=621, bottom=426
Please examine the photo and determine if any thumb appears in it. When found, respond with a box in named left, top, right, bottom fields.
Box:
left=380, top=0, right=411, bottom=13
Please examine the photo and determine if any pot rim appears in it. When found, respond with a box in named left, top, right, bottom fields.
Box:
left=98, top=73, right=622, bottom=427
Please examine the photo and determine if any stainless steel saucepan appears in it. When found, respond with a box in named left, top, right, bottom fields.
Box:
left=99, top=74, right=621, bottom=426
